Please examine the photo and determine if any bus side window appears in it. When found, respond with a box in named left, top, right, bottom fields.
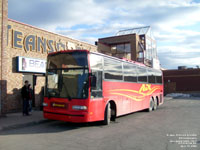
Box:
left=137, top=67, right=147, bottom=83
left=148, top=69, right=156, bottom=83
left=104, top=58, right=123, bottom=81
left=123, top=63, right=137, bottom=82
left=91, top=70, right=103, bottom=98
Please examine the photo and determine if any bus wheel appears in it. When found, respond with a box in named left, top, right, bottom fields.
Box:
left=153, top=98, right=157, bottom=111
left=148, top=98, right=154, bottom=112
left=103, top=103, right=111, bottom=125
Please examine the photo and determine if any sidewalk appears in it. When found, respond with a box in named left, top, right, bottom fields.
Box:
left=0, top=110, right=50, bottom=131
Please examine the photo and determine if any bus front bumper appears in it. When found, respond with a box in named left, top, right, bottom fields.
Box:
left=43, top=111, right=89, bottom=123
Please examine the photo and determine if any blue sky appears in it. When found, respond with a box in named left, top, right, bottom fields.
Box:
left=8, top=0, right=200, bottom=69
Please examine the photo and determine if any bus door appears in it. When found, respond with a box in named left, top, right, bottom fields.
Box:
left=90, top=70, right=104, bottom=120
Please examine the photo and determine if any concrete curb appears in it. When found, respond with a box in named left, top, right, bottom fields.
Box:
left=0, top=119, right=53, bottom=132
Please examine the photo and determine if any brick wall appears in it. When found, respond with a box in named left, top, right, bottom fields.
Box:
left=0, top=0, right=8, bottom=114
left=0, top=0, right=2, bottom=114
left=163, top=69, right=200, bottom=95
left=2, top=19, right=97, bottom=113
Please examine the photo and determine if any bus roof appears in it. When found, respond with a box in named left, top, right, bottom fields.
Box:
left=48, top=50, right=159, bottom=71
left=89, top=51, right=146, bottom=68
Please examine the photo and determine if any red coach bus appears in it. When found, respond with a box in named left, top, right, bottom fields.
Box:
left=43, top=50, right=163, bottom=125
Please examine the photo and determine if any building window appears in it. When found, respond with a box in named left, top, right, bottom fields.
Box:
left=111, top=43, right=131, bottom=54
left=145, top=37, right=157, bottom=61
left=111, top=43, right=131, bottom=59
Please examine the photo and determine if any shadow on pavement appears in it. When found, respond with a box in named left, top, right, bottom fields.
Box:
left=0, top=120, right=106, bottom=136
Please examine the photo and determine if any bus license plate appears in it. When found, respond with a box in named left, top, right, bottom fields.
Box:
left=51, top=103, right=67, bottom=108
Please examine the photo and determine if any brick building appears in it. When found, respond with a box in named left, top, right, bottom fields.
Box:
left=163, top=68, right=200, bottom=95
left=97, top=26, right=160, bottom=69
left=0, top=0, right=97, bottom=114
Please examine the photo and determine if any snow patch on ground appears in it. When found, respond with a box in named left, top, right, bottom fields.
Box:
left=166, top=93, right=191, bottom=98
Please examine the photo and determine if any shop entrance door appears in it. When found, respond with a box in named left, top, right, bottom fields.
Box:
left=22, top=74, right=45, bottom=108
left=22, top=74, right=35, bottom=107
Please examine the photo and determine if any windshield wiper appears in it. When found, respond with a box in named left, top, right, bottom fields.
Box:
left=64, top=84, right=72, bottom=101
left=59, top=74, right=72, bottom=101
left=47, top=91, right=51, bottom=99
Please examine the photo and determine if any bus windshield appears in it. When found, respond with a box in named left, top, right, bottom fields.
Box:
left=46, top=52, right=89, bottom=99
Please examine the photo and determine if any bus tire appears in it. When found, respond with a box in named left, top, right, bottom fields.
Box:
left=103, top=103, right=111, bottom=125
left=148, top=97, right=154, bottom=112
left=153, top=98, right=157, bottom=111
left=156, top=97, right=159, bottom=107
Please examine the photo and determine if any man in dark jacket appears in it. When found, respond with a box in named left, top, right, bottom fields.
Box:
left=21, top=80, right=30, bottom=116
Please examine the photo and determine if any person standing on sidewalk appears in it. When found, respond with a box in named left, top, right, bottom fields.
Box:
left=21, top=80, right=30, bottom=116
left=28, top=84, right=33, bottom=114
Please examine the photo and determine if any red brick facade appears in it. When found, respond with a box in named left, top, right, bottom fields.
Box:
left=163, top=69, right=200, bottom=95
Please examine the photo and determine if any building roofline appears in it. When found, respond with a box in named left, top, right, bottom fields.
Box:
left=98, top=33, right=137, bottom=40
left=8, top=18, right=97, bottom=48
left=117, top=26, right=150, bottom=33
left=163, top=68, right=200, bottom=71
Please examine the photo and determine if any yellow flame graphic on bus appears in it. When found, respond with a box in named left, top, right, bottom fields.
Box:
left=109, top=84, right=160, bottom=102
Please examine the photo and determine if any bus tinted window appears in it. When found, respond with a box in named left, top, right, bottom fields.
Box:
left=148, top=69, right=156, bottom=83
left=137, top=67, right=147, bottom=82
left=104, top=58, right=123, bottom=80
left=48, top=51, right=88, bottom=69
left=123, top=63, right=137, bottom=82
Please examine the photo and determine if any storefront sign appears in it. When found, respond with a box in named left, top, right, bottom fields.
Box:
left=7, top=24, right=81, bottom=53
left=17, top=56, right=46, bottom=74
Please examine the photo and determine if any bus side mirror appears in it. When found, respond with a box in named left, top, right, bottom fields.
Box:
left=91, top=75, right=96, bottom=88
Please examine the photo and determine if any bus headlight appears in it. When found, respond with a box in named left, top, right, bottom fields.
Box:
left=72, top=105, right=87, bottom=110
left=43, top=102, right=48, bottom=107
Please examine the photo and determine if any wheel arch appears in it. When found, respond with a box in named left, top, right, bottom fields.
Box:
left=106, top=100, right=117, bottom=121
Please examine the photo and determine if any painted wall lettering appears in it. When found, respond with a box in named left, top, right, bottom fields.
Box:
left=24, top=35, right=36, bottom=51
left=59, top=42, right=65, bottom=50
left=55, top=42, right=66, bottom=52
left=7, top=24, right=81, bottom=53
left=47, top=40, right=54, bottom=53
left=13, top=30, right=23, bottom=49
left=37, top=37, right=47, bottom=53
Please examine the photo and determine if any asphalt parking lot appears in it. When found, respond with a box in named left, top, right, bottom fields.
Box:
left=0, top=97, right=200, bottom=150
